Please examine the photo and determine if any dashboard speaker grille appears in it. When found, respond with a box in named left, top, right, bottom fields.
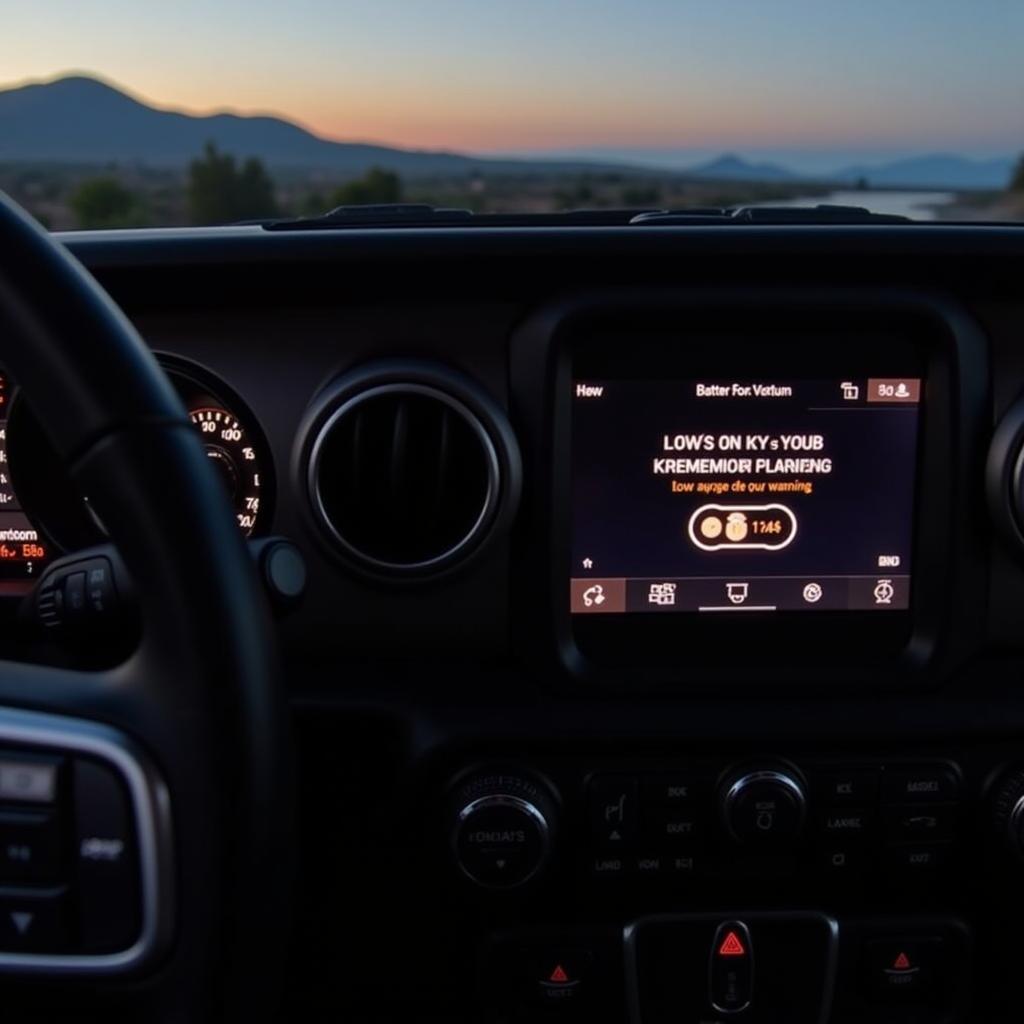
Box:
left=309, top=384, right=499, bottom=573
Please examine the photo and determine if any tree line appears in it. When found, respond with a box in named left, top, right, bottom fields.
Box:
left=61, top=145, right=1024, bottom=230
left=69, top=142, right=404, bottom=229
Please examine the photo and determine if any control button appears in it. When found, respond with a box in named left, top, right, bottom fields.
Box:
left=864, top=937, right=943, bottom=1002
left=73, top=758, right=141, bottom=952
left=818, top=807, right=874, bottom=839
left=633, top=853, right=664, bottom=877
left=0, top=810, right=61, bottom=882
left=64, top=572, right=87, bottom=620
left=881, top=765, right=959, bottom=803
left=884, top=842, right=952, bottom=874
left=0, top=757, right=60, bottom=804
left=590, top=855, right=628, bottom=881
left=709, top=920, right=753, bottom=1015
left=451, top=772, right=556, bottom=889
left=571, top=578, right=626, bottom=614
left=261, top=541, right=308, bottom=609
left=533, top=949, right=593, bottom=1008
left=813, top=769, right=878, bottom=805
left=642, top=775, right=699, bottom=805
left=646, top=807, right=700, bottom=844
left=665, top=852, right=699, bottom=877
left=0, top=888, right=68, bottom=952
left=883, top=804, right=955, bottom=841
left=455, top=799, right=547, bottom=887
left=816, top=846, right=866, bottom=877
left=589, top=776, right=638, bottom=846
left=84, top=559, right=115, bottom=615
left=721, top=768, right=806, bottom=846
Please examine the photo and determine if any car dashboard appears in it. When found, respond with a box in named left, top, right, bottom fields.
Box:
left=3, top=220, right=1024, bottom=1022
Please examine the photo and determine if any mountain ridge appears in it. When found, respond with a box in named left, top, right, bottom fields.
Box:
left=0, top=74, right=1015, bottom=189
left=0, top=74, right=631, bottom=177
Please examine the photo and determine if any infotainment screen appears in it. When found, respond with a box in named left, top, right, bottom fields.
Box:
left=570, top=376, right=921, bottom=616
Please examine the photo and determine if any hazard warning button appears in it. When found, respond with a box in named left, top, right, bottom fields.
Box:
left=533, top=948, right=593, bottom=1008
left=710, top=920, right=753, bottom=1014
left=864, top=937, right=944, bottom=1002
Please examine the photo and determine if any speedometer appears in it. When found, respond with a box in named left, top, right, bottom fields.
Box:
left=189, top=407, right=263, bottom=536
left=6, top=356, right=274, bottom=552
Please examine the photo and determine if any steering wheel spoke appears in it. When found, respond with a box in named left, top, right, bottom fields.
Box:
left=0, top=190, right=290, bottom=1021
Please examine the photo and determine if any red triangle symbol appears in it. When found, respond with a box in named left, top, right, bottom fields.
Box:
left=718, top=930, right=746, bottom=957
left=549, top=964, right=570, bottom=984
left=893, top=952, right=912, bottom=971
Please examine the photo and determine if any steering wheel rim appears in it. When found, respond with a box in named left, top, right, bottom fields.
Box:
left=0, top=193, right=291, bottom=1021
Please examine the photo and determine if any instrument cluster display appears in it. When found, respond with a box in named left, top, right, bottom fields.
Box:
left=0, top=373, right=50, bottom=581
left=3, top=358, right=272, bottom=576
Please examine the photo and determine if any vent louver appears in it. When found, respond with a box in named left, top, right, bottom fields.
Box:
left=308, top=383, right=500, bottom=575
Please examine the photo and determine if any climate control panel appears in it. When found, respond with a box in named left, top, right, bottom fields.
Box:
left=446, top=757, right=974, bottom=894
left=583, top=759, right=963, bottom=889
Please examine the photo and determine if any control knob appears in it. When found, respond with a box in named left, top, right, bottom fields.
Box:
left=720, top=764, right=807, bottom=846
left=450, top=770, right=558, bottom=888
left=991, top=769, right=1024, bottom=860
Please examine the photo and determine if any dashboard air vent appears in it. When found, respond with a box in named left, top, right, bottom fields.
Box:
left=307, top=382, right=504, bottom=575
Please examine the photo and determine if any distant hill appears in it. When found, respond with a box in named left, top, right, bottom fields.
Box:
left=684, top=153, right=797, bottom=182
left=1, top=75, right=1014, bottom=192
left=832, top=154, right=1014, bottom=190
left=0, top=74, right=627, bottom=178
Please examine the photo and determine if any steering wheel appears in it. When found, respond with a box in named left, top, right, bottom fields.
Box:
left=0, top=195, right=290, bottom=1020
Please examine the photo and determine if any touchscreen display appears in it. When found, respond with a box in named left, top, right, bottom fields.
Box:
left=570, top=376, right=921, bottom=615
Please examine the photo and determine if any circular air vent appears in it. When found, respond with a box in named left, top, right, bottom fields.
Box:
left=304, top=369, right=518, bottom=577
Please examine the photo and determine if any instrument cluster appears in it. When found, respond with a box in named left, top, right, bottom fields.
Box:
left=0, top=357, right=272, bottom=586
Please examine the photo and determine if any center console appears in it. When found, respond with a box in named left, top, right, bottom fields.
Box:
left=410, top=288, right=1008, bottom=1022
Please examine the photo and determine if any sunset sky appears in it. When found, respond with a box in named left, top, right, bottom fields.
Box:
left=2, top=0, right=1021, bottom=170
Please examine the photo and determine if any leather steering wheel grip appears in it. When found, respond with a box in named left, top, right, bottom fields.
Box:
left=0, top=192, right=292, bottom=1022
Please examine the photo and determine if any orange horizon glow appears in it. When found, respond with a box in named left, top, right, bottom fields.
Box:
left=3, top=67, right=1012, bottom=158
left=2, top=0, right=1020, bottom=161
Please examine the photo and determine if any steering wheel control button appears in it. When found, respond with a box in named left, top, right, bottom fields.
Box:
left=721, top=767, right=807, bottom=846
left=64, top=572, right=87, bottom=621
left=0, top=889, right=68, bottom=952
left=0, top=757, right=59, bottom=804
left=73, top=758, right=141, bottom=952
left=709, top=921, right=754, bottom=1015
left=589, top=776, right=638, bottom=847
left=32, top=556, right=121, bottom=633
left=451, top=772, right=556, bottom=888
left=0, top=810, right=61, bottom=883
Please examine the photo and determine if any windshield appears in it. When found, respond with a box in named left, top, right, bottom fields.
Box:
left=2, top=1, right=1022, bottom=228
